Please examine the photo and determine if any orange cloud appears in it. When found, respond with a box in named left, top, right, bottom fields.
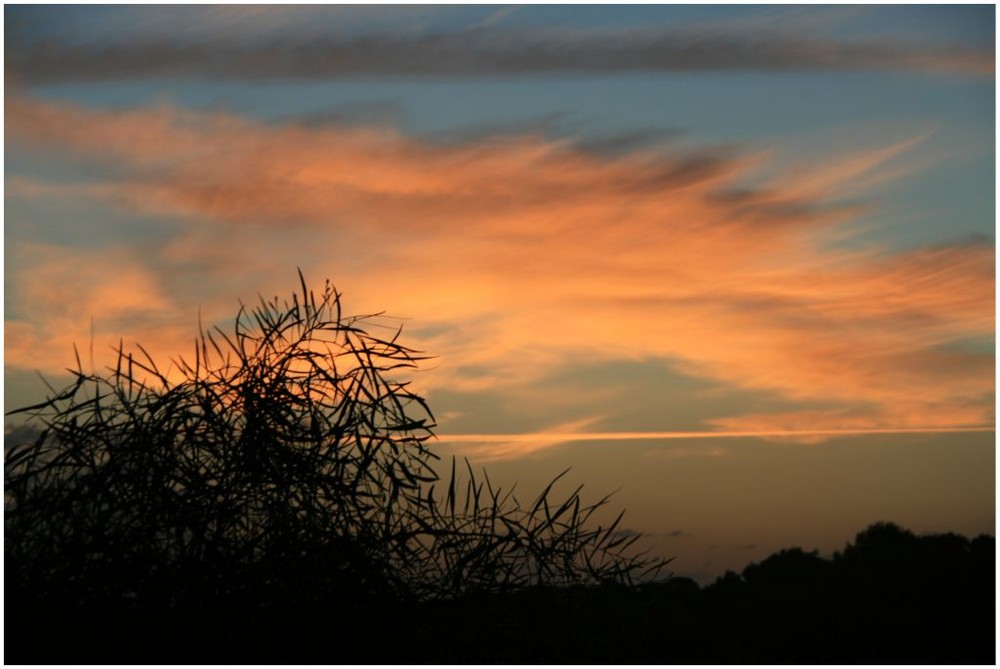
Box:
left=4, top=242, right=208, bottom=385
left=5, top=93, right=993, bottom=443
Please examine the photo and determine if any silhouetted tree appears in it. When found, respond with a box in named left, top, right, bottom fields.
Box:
left=840, top=521, right=919, bottom=563
left=709, top=569, right=746, bottom=590
left=742, top=547, right=832, bottom=601
left=743, top=547, right=829, bottom=584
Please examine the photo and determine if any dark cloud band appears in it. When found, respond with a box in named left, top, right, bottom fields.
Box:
left=7, top=27, right=992, bottom=83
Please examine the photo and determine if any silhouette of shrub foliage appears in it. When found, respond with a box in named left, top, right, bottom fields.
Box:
left=5, top=274, right=665, bottom=621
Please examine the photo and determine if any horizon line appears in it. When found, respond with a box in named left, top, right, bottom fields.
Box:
left=435, top=426, right=996, bottom=443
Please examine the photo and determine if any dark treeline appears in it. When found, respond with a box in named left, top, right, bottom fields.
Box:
left=413, top=521, right=995, bottom=665
left=6, top=521, right=994, bottom=664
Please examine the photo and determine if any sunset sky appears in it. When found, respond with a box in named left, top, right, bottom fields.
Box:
left=4, top=4, right=995, bottom=581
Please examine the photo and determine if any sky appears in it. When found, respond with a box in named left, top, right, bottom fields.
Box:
left=3, top=4, right=995, bottom=582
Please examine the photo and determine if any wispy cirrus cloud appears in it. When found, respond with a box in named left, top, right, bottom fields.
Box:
left=5, top=92, right=993, bottom=452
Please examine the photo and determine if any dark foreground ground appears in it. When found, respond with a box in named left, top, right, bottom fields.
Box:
left=7, top=524, right=995, bottom=664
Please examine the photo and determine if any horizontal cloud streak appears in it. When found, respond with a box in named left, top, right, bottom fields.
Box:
left=5, top=92, right=994, bottom=448
left=438, top=426, right=996, bottom=443
left=6, top=24, right=992, bottom=83
left=437, top=426, right=995, bottom=461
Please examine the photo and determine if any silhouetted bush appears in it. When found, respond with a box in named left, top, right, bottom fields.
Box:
left=5, top=274, right=666, bottom=662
